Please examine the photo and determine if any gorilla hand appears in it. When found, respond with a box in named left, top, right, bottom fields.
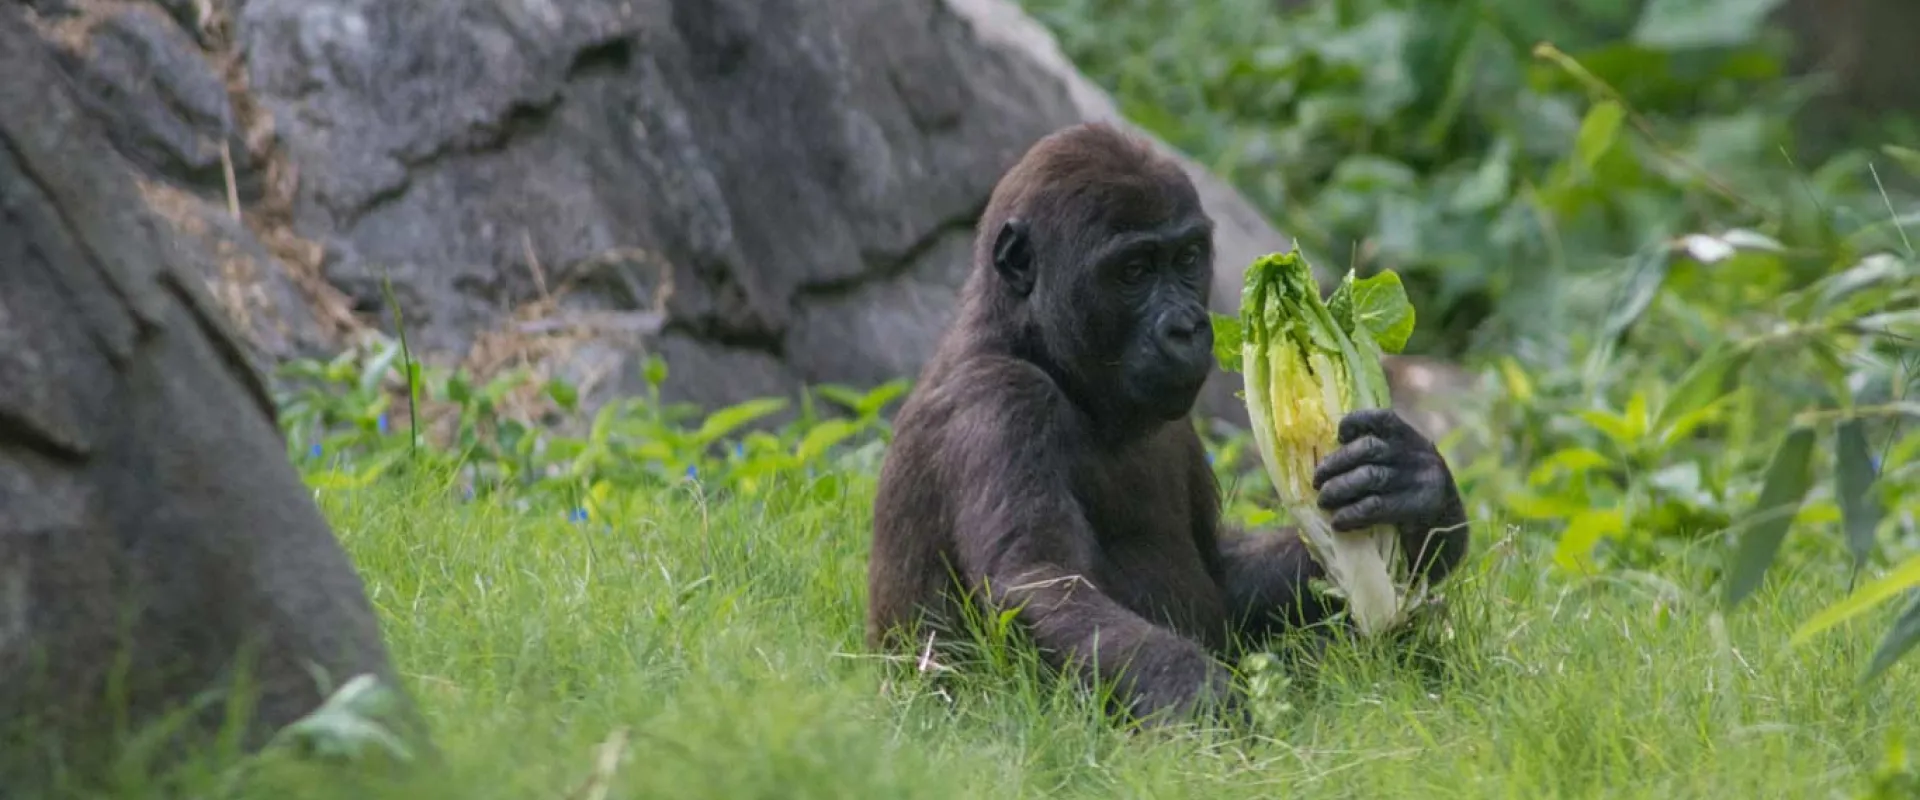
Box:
left=1308, top=408, right=1469, bottom=583
left=1115, top=637, right=1243, bottom=729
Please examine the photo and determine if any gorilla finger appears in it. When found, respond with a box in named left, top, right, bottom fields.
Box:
left=1311, top=435, right=1392, bottom=489
left=1336, top=408, right=1407, bottom=445
left=1329, top=494, right=1397, bottom=532
left=1316, top=464, right=1398, bottom=512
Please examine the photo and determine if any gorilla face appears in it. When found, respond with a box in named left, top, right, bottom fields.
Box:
left=1098, top=229, right=1216, bottom=421
left=991, top=198, right=1217, bottom=428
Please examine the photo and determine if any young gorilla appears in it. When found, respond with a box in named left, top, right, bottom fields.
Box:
left=867, top=123, right=1469, bottom=724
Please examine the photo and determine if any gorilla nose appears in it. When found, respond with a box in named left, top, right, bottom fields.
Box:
left=1157, top=308, right=1210, bottom=351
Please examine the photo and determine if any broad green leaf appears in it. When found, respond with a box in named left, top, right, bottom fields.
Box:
left=811, top=472, right=846, bottom=503
left=1624, top=390, right=1650, bottom=434
left=1724, top=426, right=1818, bottom=608
left=1573, top=100, right=1626, bottom=172
left=1346, top=270, right=1417, bottom=354
left=693, top=398, right=789, bottom=443
left=1601, top=243, right=1673, bottom=342
left=1865, top=591, right=1920, bottom=683
left=447, top=374, right=473, bottom=405
left=546, top=380, right=579, bottom=412
left=642, top=355, right=669, bottom=388
left=1810, top=253, right=1913, bottom=315
left=1835, top=419, right=1885, bottom=575
left=856, top=379, right=912, bottom=417
left=1577, top=407, right=1645, bottom=448
left=1790, top=554, right=1920, bottom=646
left=1854, top=309, right=1920, bottom=339
left=1658, top=392, right=1739, bottom=450
left=1506, top=491, right=1594, bottom=521
left=1344, top=322, right=1395, bottom=412
left=1631, top=0, right=1786, bottom=50
left=813, top=384, right=867, bottom=412
left=1554, top=508, right=1625, bottom=573
left=794, top=418, right=859, bottom=464
left=1527, top=447, right=1615, bottom=486
left=1210, top=312, right=1245, bottom=373
left=1794, top=499, right=1842, bottom=528
left=1326, top=273, right=1354, bottom=325
left=631, top=440, right=673, bottom=462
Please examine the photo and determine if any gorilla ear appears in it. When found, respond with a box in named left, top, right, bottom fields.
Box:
left=992, top=217, right=1035, bottom=297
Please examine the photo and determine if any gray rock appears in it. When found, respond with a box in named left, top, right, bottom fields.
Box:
left=229, top=0, right=1298, bottom=420
left=0, top=8, right=419, bottom=783
left=28, top=0, right=1450, bottom=437
left=53, top=4, right=248, bottom=194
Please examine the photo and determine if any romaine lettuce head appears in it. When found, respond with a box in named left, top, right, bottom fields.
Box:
left=1218, top=249, right=1421, bottom=636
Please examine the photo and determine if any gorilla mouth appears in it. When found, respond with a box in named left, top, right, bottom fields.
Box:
left=1143, top=369, right=1209, bottom=419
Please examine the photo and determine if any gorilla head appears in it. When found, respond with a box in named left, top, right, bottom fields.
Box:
left=973, top=125, right=1218, bottom=428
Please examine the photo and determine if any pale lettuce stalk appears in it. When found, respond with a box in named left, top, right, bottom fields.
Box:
left=1227, top=250, right=1420, bottom=637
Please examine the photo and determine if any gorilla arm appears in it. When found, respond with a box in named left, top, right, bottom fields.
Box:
left=1212, top=528, right=1333, bottom=642
left=948, top=367, right=1232, bottom=723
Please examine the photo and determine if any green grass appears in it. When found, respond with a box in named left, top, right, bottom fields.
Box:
left=170, top=460, right=1916, bottom=800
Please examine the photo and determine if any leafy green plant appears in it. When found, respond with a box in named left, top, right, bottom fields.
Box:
left=1022, top=0, right=1907, bottom=359
left=273, top=339, right=909, bottom=522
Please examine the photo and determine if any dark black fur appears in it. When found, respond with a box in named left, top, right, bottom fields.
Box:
left=867, top=123, right=1469, bottom=724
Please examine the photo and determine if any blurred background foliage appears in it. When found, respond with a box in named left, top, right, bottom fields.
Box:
left=1023, top=0, right=1917, bottom=357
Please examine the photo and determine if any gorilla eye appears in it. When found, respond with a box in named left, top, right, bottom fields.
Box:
left=1121, top=259, right=1150, bottom=284
left=1176, top=244, right=1202, bottom=269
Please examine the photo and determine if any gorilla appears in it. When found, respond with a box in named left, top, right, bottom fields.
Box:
left=866, top=123, right=1470, bottom=724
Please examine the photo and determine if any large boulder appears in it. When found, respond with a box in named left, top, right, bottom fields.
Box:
left=20, top=0, right=1309, bottom=428
left=0, top=4, right=416, bottom=783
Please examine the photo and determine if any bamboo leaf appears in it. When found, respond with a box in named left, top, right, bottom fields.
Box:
left=1654, top=343, right=1750, bottom=438
left=1865, top=591, right=1920, bottom=683
left=1573, top=100, right=1625, bottom=172
left=1790, top=554, right=1920, bottom=646
left=1724, top=426, right=1818, bottom=608
left=1834, top=419, right=1884, bottom=575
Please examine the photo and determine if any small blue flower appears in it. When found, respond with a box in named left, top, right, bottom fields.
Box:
left=735, top=442, right=745, bottom=459
left=568, top=507, right=589, bottom=523
left=685, top=464, right=699, bottom=481
left=377, top=414, right=390, bottom=435
left=1205, top=451, right=1216, bottom=466
left=308, top=443, right=323, bottom=459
